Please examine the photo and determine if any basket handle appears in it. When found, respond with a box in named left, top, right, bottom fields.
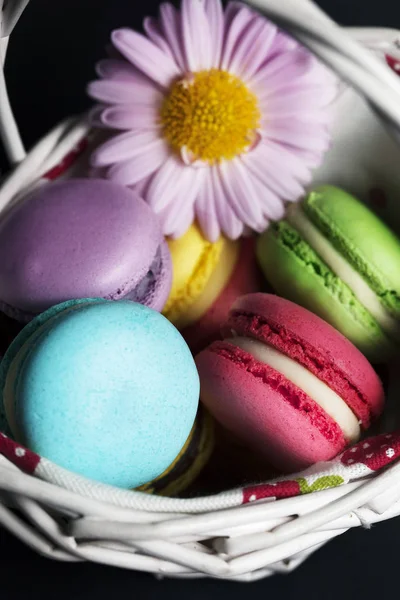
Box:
left=246, top=0, right=400, bottom=142
left=0, top=0, right=30, bottom=165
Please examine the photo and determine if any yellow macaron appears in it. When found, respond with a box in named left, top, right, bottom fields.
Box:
left=163, top=223, right=263, bottom=354
left=163, top=223, right=240, bottom=329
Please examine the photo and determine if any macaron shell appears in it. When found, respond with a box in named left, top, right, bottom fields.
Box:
left=0, top=179, right=163, bottom=313
left=257, top=223, right=392, bottom=363
left=0, top=299, right=98, bottom=385
left=3, top=300, right=199, bottom=488
left=196, top=342, right=346, bottom=472
left=0, top=298, right=101, bottom=438
left=226, top=294, right=385, bottom=427
left=136, top=406, right=215, bottom=497
left=143, top=240, right=173, bottom=313
left=182, top=238, right=263, bottom=353
left=304, top=186, right=400, bottom=317
left=163, top=223, right=225, bottom=327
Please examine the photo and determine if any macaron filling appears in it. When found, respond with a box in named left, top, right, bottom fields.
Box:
left=225, top=310, right=376, bottom=427
left=265, top=220, right=393, bottom=351
left=304, top=188, right=400, bottom=318
left=286, top=204, right=400, bottom=341
left=204, top=340, right=346, bottom=449
left=110, top=245, right=163, bottom=303
left=225, top=336, right=360, bottom=442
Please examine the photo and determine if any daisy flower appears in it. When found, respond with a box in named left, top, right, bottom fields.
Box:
left=88, top=0, right=337, bottom=241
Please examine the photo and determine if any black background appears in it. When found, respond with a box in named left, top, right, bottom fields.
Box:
left=1, top=0, right=400, bottom=598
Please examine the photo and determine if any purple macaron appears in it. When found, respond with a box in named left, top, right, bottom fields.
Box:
left=0, top=179, right=172, bottom=322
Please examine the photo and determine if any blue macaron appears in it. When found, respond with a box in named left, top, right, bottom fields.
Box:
left=0, top=299, right=200, bottom=488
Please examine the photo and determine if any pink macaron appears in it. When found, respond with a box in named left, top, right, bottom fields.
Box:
left=196, top=294, right=385, bottom=472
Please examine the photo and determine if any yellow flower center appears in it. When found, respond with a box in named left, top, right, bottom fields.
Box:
left=161, top=69, right=261, bottom=164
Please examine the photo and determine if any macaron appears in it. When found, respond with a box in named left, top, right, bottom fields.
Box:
left=0, top=299, right=199, bottom=488
left=163, top=223, right=262, bottom=353
left=136, top=405, right=215, bottom=497
left=0, top=179, right=172, bottom=323
left=257, top=185, right=400, bottom=362
left=196, top=294, right=384, bottom=473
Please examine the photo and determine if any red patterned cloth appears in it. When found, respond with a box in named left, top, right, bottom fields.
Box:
left=0, top=432, right=40, bottom=474
left=1, top=428, right=400, bottom=508
left=43, top=137, right=88, bottom=180
left=242, top=431, right=400, bottom=504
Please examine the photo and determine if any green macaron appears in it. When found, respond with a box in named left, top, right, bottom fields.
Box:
left=257, top=185, right=400, bottom=362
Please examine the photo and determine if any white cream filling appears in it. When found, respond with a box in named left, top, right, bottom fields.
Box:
left=227, top=336, right=361, bottom=442
left=286, top=204, right=400, bottom=339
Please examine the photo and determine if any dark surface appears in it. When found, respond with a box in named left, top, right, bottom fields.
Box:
left=1, top=0, right=400, bottom=598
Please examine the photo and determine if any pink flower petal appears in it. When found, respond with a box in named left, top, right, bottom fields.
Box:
left=262, top=60, right=336, bottom=99
left=267, top=114, right=334, bottom=131
left=111, top=28, right=180, bottom=89
left=143, top=16, right=174, bottom=59
left=159, top=168, right=202, bottom=237
left=159, top=3, right=186, bottom=71
left=257, top=55, right=337, bottom=107
left=260, top=83, right=336, bottom=112
left=218, top=159, right=265, bottom=231
left=211, top=166, right=243, bottom=240
left=243, top=165, right=286, bottom=221
left=223, top=1, right=245, bottom=31
left=292, top=148, right=325, bottom=169
left=96, top=59, right=149, bottom=82
left=170, top=205, right=196, bottom=239
left=195, top=169, right=220, bottom=242
left=147, top=155, right=187, bottom=212
left=106, top=139, right=169, bottom=186
left=159, top=191, right=189, bottom=236
left=264, top=139, right=312, bottom=184
left=181, top=0, right=212, bottom=71
left=181, top=146, right=208, bottom=168
left=133, top=173, right=154, bottom=198
left=89, top=105, right=108, bottom=128
left=228, top=16, right=278, bottom=82
left=252, top=49, right=315, bottom=92
left=203, top=0, right=224, bottom=67
left=269, top=30, right=297, bottom=58
left=242, top=142, right=306, bottom=199
left=261, top=87, right=337, bottom=116
left=86, top=1, right=336, bottom=241
left=257, top=74, right=317, bottom=103
left=220, top=4, right=254, bottom=72
left=101, top=105, right=161, bottom=130
left=242, top=23, right=279, bottom=82
left=264, top=121, right=331, bottom=153
left=91, top=130, right=162, bottom=167
left=87, top=79, right=163, bottom=106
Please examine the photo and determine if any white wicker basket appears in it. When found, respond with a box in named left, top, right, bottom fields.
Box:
left=2, top=0, right=400, bottom=581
